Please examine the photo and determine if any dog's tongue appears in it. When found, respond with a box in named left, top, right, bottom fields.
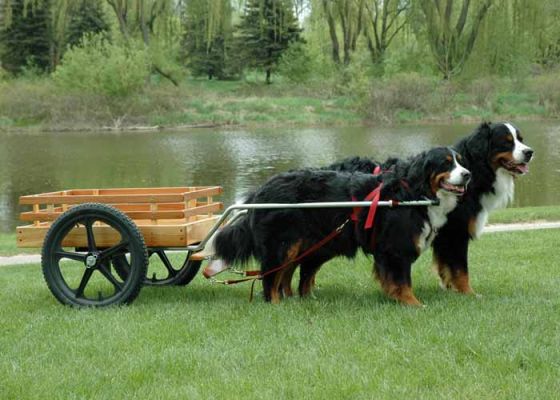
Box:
left=516, top=164, right=529, bottom=174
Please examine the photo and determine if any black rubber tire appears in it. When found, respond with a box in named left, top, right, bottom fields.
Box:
left=41, top=203, right=148, bottom=307
left=112, top=250, right=201, bottom=286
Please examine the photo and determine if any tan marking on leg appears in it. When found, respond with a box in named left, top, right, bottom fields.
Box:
left=271, top=241, right=303, bottom=303
left=434, top=256, right=454, bottom=290
left=374, top=263, right=422, bottom=306
left=383, top=282, right=422, bottom=306
left=451, top=270, right=474, bottom=294
left=281, top=264, right=297, bottom=297
left=468, top=217, right=478, bottom=238
left=300, top=276, right=313, bottom=297
left=270, top=272, right=283, bottom=304
left=433, top=255, right=474, bottom=294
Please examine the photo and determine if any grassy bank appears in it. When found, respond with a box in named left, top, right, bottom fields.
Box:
left=1, top=73, right=560, bottom=131
left=1, top=228, right=559, bottom=399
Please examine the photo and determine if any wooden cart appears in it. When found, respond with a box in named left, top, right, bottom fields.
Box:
left=18, top=186, right=440, bottom=308
left=17, top=187, right=223, bottom=307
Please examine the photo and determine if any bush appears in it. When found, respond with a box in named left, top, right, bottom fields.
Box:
left=365, top=73, right=437, bottom=122
left=467, top=77, right=497, bottom=108
left=53, top=34, right=150, bottom=97
left=277, top=42, right=313, bottom=83
left=527, top=72, right=560, bottom=116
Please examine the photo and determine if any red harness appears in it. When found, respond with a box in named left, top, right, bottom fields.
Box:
left=351, top=165, right=383, bottom=229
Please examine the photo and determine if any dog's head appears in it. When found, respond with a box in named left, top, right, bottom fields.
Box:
left=466, top=122, right=534, bottom=176
left=406, top=147, right=471, bottom=198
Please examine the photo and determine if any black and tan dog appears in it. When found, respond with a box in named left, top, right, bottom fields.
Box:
left=432, top=122, right=533, bottom=294
left=323, top=121, right=534, bottom=295
left=214, top=147, right=470, bottom=305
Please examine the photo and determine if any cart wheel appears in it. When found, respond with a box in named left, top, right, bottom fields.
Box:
left=112, top=249, right=201, bottom=286
left=41, top=203, right=148, bottom=307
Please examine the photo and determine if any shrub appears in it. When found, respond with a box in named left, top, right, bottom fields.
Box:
left=53, top=34, right=150, bottom=97
left=365, top=73, right=437, bottom=121
left=467, top=77, right=497, bottom=108
left=277, top=42, right=313, bottom=83
left=527, top=72, right=560, bottom=116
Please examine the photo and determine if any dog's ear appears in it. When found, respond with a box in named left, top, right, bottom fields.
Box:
left=465, top=121, right=493, bottom=161
left=406, top=152, right=434, bottom=197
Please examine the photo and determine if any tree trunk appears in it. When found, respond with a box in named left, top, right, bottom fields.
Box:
left=266, top=68, right=272, bottom=84
left=323, top=0, right=341, bottom=64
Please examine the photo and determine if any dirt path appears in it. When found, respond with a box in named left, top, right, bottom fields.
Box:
left=2, top=221, right=560, bottom=267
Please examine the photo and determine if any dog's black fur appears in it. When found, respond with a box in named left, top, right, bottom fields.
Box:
left=323, top=122, right=533, bottom=294
left=214, top=147, right=468, bottom=305
left=431, top=122, right=533, bottom=293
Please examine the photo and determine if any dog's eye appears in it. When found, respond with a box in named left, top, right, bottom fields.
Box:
left=517, top=134, right=524, bottom=142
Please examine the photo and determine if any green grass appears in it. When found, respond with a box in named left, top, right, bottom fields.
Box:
left=488, top=206, right=560, bottom=224
left=0, top=233, right=37, bottom=256
left=1, top=228, right=559, bottom=399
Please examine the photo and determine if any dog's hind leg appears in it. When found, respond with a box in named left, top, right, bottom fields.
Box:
left=281, top=264, right=297, bottom=297
left=299, top=256, right=329, bottom=298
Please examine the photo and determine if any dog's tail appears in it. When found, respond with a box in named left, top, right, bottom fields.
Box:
left=214, top=211, right=254, bottom=265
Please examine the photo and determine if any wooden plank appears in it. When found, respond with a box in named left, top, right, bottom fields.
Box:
left=17, top=215, right=221, bottom=248
left=183, top=203, right=223, bottom=218
left=19, top=193, right=188, bottom=205
left=19, top=188, right=223, bottom=206
left=21, top=209, right=191, bottom=222
left=183, top=187, right=223, bottom=200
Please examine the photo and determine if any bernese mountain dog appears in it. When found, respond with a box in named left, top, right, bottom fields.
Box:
left=432, top=122, right=533, bottom=294
left=323, top=121, right=533, bottom=295
left=213, top=147, right=470, bottom=305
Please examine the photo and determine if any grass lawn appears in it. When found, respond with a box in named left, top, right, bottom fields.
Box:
left=489, top=205, right=560, bottom=224
left=1, top=228, right=559, bottom=399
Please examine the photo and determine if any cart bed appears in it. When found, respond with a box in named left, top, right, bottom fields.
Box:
left=17, top=187, right=223, bottom=248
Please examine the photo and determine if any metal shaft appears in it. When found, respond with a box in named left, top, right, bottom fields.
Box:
left=185, top=199, right=440, bottom=252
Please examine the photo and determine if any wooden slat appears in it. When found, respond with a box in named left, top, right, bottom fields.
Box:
left=183, top=187, right=223, bottom=200
left=19, top=187, right=223, bottom=205
left=16, top=215, right=221, bottom=248
left=20, top=209, right=187, bottom=222
left=19, top=193, right=187, bottom=205
left=183, top=203, right=223, bottom=218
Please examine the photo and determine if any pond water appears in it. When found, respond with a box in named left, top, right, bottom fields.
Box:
left=1, top=121, right=558, bottom=233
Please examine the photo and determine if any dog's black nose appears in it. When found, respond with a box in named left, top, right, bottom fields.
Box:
left=524, top=149, right=534, bottom=161
left=462, top=170, right=471, bottom=182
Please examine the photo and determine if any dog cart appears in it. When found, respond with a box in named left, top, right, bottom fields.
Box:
left=17, top=186, right=439, bottom=307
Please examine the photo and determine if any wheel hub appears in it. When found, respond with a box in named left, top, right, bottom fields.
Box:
left=85, top=254, right=98, bottom=268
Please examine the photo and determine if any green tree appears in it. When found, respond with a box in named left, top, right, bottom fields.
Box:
left=319, top=0, right=364, bottom=65
left=363, top=0, right=411, bottom=67
left=236, top=0, right=303, bottom=83
left=182, top=0, right=233, bottom=80
left=0, top=0, right=51, bottom=74
left=66, top=0, right=109, bottom=49
left=420, top=0, right=493, bottom=79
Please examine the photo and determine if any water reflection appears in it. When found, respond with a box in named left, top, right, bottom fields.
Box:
left=1, top=121, right=558, bottom=232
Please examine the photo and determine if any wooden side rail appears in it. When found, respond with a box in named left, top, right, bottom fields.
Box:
left=19, top=202, right=224, bottom=222
left=19, top=186, right=223, bottom=205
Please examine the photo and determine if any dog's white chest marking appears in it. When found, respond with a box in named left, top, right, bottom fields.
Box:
left=417, top=193, right=458, bottom=253
left=473, top=169, right=514, bottom=238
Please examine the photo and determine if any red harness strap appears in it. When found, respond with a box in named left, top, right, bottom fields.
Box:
left=212, top=219, right=350, bottom=286
left=351, top=165, right=383, bottom=229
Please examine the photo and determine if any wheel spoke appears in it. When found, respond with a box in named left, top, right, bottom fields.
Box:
left=98, top=241, right=129, bottom=262
left=84, top=219, right=97, bottom=252
left=55, top=250, right=87, bottom=262
left=75, top=268, right=94, bottom=298
left=154, top=250, right=177, bottom=277
left=98, top=261, right=123, bottom=290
